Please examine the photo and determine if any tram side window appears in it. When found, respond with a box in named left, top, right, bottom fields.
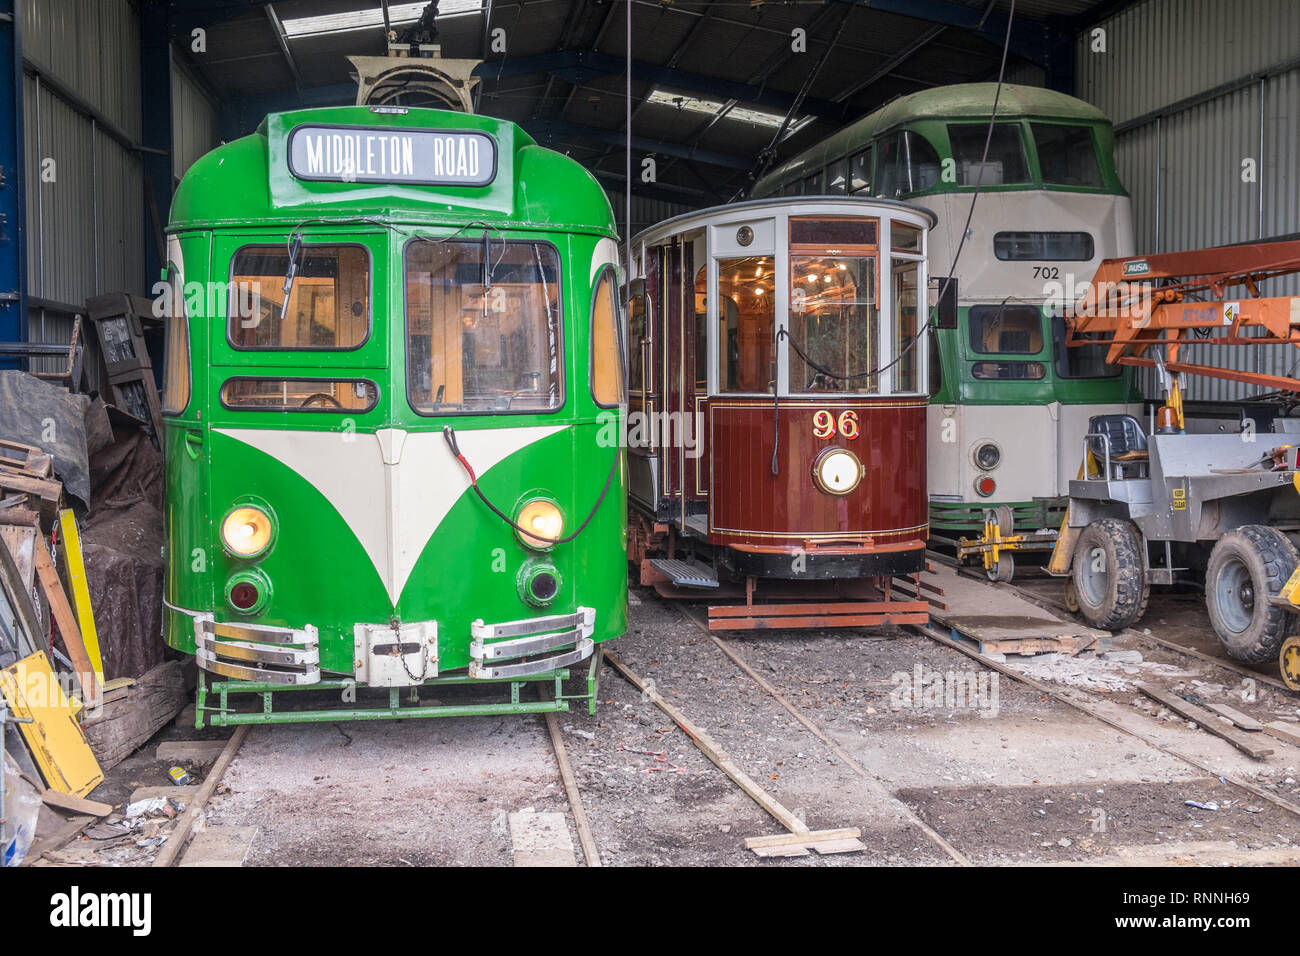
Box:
left=892, top=260, right=921, bottom=394
left=405, top=239, right=564, bottom=414
left=717, top=256, right=775, bottom=394
left=628, top=288, right=650, bottom=392
left=229, top=245, right=370, bottom=349
left=1032, top=124, right=1104, bottom=187
left=947, top=123, right=1029, bottom=186
left=694, top=266, right=708, bottom=389
left=827, top=158, right=848, bottom=194
left=590, top=266, right=624, bottom=407
left=161, top=259, right=190, bottom=414
left=849, top=149, right=871, bottom=194
left=968, top=304, right=1043, bottom=355
left=877, top=130, right=942, bottom=198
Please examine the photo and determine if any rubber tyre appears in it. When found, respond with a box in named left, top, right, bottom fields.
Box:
left=1205, top=526, right=1298, bottom=664
left=1071, top=518, right=1150, bottom=631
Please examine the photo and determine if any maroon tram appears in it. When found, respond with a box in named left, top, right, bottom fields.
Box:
left=625, top=198, right=938, bottom=629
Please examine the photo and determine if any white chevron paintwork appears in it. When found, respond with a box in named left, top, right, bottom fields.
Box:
left=215, top=425, right=564, bottom=603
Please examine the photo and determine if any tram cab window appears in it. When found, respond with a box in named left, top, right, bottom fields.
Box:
left=947, top=123, right=1029, bottom=186
left=1032, top=124, right=1104, bottom=187
left=161, top=254, right=190, bottom=415
left=229, top=245, right=370, bottom=350
left=968, top=304, right=1043, bottom=355
left=789, top=255, right=878, bottom=394
left=972, top=361, right=1045, bottom=380
left=221, top=378, right=378, bottom=412
left=877, top=130, right=941, bottom=198
left=590, top=266, right=624, bottom=407
left=717, top=256, right=775, bottom=394
left=1053, top=316, right=1121, bottom=378
left=405, top=239, right=564, bottom=414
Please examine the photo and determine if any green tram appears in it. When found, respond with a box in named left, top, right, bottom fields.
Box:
left=159, top=105, right=627, bottom=725
left=752, top=84, right=1143, bottom=561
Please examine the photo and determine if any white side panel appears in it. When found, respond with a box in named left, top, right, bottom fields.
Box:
left=928, top=402, right=1144, bottom=503
left=924, top=191, right=1135, bottom=304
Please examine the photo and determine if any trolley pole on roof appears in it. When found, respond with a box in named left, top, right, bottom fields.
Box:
left=625, top=0, right=632, bottom=282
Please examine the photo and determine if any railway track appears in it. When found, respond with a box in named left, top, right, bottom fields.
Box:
left=639, top=590, right=1300, bottom=865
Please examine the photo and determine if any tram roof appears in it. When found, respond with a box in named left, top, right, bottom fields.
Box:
left=168, top=105, right=617, bottom=238
left=757, top=83, right=1111, bottom=194
left=629, top=196, right=937, bottom=250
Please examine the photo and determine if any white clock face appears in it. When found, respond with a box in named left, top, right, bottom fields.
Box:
left=815, top=448, right=862, bottom=495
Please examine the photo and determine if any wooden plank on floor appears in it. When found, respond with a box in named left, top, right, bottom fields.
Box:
left=928, top=562, right=1108, bottom=646
left=1139, top=684, right=1274, bottom=759
left=40, top=790, right=112, bottom=817
left=509, top=811, right=577, bottom=867
left=1206, top=702, right=1265, bottom=732
left=178, top=826, right=259, bottom=867
left=155, top=739, right=229, bottom=764
left=1262, top=721, right=1300, bottom=747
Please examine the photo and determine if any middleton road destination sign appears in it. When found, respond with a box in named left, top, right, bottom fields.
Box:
left=288, top=125, right=497, bottom=186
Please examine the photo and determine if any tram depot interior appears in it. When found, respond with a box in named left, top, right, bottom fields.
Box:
left=4, top=0, right=1300, bottom=879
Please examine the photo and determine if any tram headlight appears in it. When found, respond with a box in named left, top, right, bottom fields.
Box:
left=973, top=441, right=1002, bottom=471
left=221, top=505, right=274, bottom=557
left=516, top=499, right=564, bottom=550
left=812, top=447, right=863, bottom=496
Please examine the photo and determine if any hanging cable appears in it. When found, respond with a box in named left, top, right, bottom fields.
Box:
left=442, top=426, right=620, bottom=545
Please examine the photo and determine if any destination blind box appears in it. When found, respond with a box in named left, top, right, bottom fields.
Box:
left=288, top=125, right=497, bottom=186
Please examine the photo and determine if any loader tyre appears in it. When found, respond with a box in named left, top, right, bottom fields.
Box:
left=1206, top=526, right=1298, bottom=664
left=1072, top=518, right=1150, bottom=631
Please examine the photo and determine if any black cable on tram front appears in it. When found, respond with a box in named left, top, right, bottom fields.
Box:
left=442, top=425, right=621, bottom=546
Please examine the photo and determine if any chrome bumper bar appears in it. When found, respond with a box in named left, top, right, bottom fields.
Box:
left=193, top=614, right=321, bottom=685
left=468, top=607, right=596, bottom=680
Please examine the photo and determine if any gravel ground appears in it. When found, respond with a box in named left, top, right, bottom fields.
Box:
left=76, top=576, right=1300, bottom=867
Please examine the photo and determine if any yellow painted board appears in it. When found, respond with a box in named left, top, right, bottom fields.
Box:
left=1, top=651, right=103, bottom=797
left=57, top=509, right=102, bottom=679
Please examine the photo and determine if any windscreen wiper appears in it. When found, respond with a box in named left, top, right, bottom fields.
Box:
left=282, top=234, right=304, bottom=302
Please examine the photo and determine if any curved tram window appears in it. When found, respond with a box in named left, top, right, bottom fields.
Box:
left=222, top=378, right=379, bottom=411
left=229, top=245, right=370, bottom=349
left=947, top=123, right=1029, bottom=186
left=1032, top=124, right=1103, bottom=188
left=789, top=217, right=882, bottom=394
left=406, top=239, right=563, bottom=414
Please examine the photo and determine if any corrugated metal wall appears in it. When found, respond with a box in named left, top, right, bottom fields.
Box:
left=1075, top=0, right=1300, bottom=401
left=171, top=59, right=221, bottom=181
left=20, top=0, right=146, bottom=376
